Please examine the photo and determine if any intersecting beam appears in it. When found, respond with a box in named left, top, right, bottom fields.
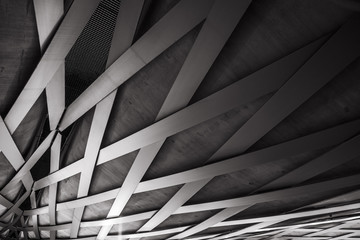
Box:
left=175, top=174, right=360, bottom=214
left=69, top=91, right=116, bottom=238
left=211, top=15, right=360, bottom=160
left=215, top=203, right=360, bottom=227
left=1, top=131, right=56, bottom=195
left=33, top=0, right=64, bottom=52
left=297, top=188, right=360, bottom=211
left=135, top=120, right=360, bottom=194
left=0, top=189, right=31, bottom=221
left=30, top=192, right=39, bottom=239
left=59, top=0, right=215, bottom=130
left=5, top=0, right=101, bottom=134
left=0, top=116, right=31, bottom=219
left=109, top=226, right=189, bottom=239
left=257, top=133, right=360, bottom=192
left=135, top=36, right=330, bottom=233
left=213, top=220, right=284, bottom=240
left=0, top=194, right=13, bottom=210
left=98, top=0, right=252, bottom=238
left=0, top=117, right=25, bottom=170
left=170, top=206, right=251, bottom=239
left=30, top=118, right=360, bottom=211
left=171, top=152, right=360, bottom=239
left=32, top=33, right=328, bottom=194
left=306, top=219, right=360, bottom=237
left=156, top=16, right=360, bottom=238
left=48, top=134, right=61, bottom=240
left=28, top=34, right=340, bottom=201
left=20, top=216, right=28, bottom=240
left=106, top=0, right=144, bottom=66
left=96, top=33, right=328, bottom=166
left=25, top=175, right=360, bottom=234
left=68, top=1, right=144, bottom=237
left=138, top=179, right=212, bottom=232
left=28, top=202, right=360, bottom=239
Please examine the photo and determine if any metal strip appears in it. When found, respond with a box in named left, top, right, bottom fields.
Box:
left=59, top=0, right=215, bottom=130
left=29, top=119, right=360, bottom=213
left=5, top=0, right=102, bottom=134
left=45, top=63, right=65, bottom=130
left=33, top=0, right=64, bottom=51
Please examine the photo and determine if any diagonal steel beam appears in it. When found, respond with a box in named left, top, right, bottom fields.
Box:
left=5, top=0, right=101, bottom=134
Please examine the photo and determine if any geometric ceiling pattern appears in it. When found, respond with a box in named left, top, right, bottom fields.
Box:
left=1, top=0, right=360, bottom=239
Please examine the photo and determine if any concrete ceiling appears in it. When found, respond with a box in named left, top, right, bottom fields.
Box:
left=1, top=0, right=360, bottom=239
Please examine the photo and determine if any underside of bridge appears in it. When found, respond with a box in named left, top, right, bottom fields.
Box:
left=1, top=0, right=360, bottom=239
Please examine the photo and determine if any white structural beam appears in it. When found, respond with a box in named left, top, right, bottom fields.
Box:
left=0, top=116, right=32, bottom=220
left=135, top=36, right=328, bottom=233
left=29, top=118, right=360, bottom=212
left=31, top=35, right=338, bottom=193
left=170, top=206, right=251, bottom=239
left=257, top=133, right=360, bottom=192
left=48, top=134, right=61, bottom=240
left=59, top=0, right=216, bottom=130
left=0, top=188, right=31, bottom=221
left=0, top=116, right=25, bottom=171
left=45, top=62, right=65, bottom=130
left=5, top=0, right=101, bottom=134
left=23, top=205, right=360, bottom=238
left=96, top=33, right=326, bottom=166
left=97, top=0, right=252, bottom=238
left=106, top=0, right=144, bottom=66
left=1, top=131, right=56, bottom=196
left=211, top=15, right=360, bottom=159
left=138, top=179, right=212, bottom=232
left=33, top=0, right=64, bottom=52
left=215, top=204, right=360, bottom=228
left=28, top=174, right=360, bottom=223
left=68, top=0, right=144, bottom=237
left=69, top=91, right=116, bottom=238
left=212, top=221, right=283, bottom=240
left=30, top=192, right=39, bottom=239
left=23, top=204, right=360, bottom=236
left=174, top=174, right=360, bottom=214
left=157, top=16, right=360, bottom=238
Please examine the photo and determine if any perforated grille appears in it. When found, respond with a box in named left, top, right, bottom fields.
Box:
left=65, top=0, right=121, bottom=106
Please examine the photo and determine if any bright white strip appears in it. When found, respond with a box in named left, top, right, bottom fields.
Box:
left=139, top=179, right=212, bottom=232
left=1, top=131, right=56, bottom=195
left=0, top=116, right=25, bottom=170
left=171, top=206, right=250, bottom=239
left=30, top=191, right=40, bottom=239
left=28, top=119, right=360, bottom=215
left=59, top=0, right=215, bottom=131
left=96, top=32, right=322, bottom=165
left=70, top=0, right=144, bottom=236
left=106, top=0, right=144, bottom=66
left=33, top=0, right=63, bottom=51
left=175, top=174, right=360, bottom=214
left=33, top=34, right=330, bottom=192
left=70, top=92, right=117, bottom=238
left=32, top=203, right=360, bottom=239
left=212, top=221, right=283, bottom=240
left=160, top=17, right=360, bottom=237
left=258, top=134, right=360, bottom=192
left=136, top=0, right=252, bottom=232
left=45, top=63, right=65, bottom=130
left=212, top=15, right=360, bottom=159
left=49, top=134, right=61, bottom=240
left=215, top=203, right=360, bottom=228
left=5, top=0, right=101, bottom=134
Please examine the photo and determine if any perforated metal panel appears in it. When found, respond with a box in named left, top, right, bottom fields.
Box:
left=65, top=0, right=121, bottom=106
